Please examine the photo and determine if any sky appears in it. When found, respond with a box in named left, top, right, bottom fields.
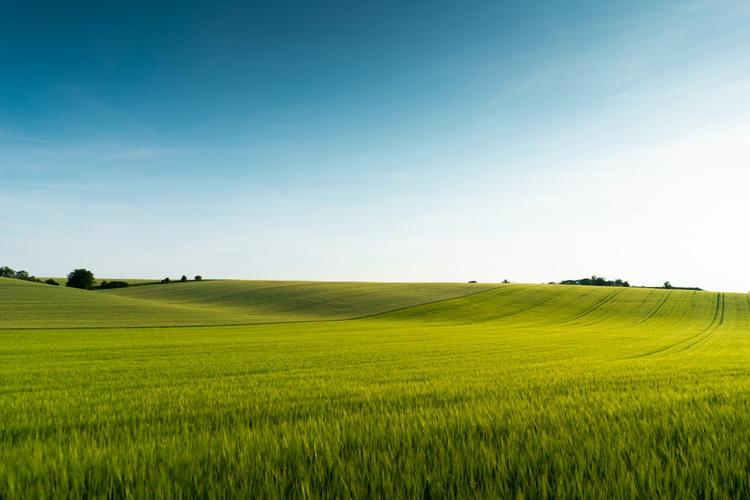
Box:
left=2, top=0, right=750, bottom=291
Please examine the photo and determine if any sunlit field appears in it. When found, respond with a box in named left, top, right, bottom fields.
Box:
left=2, top=279, right=750, bottom=497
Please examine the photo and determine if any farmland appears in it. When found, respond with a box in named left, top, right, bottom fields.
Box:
left=0, top=279, right=495, bottom=329
left=2, top=278, right=750, bottom=497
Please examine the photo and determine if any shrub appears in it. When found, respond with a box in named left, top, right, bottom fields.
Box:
left=66, top=269, right=95, bottom=290
left=99, top=281, right=128, bottom=289
left=44, top=279, right=60, bottom=286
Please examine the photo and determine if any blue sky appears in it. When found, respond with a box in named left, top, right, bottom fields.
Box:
left=2, top=0, right=750, bottom=291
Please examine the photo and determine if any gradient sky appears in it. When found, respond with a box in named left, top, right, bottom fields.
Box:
left=2, top=0, right=749, bottom=291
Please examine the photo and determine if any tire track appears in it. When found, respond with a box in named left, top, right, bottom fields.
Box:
left=562, top=288, right=625, bottom=324
left=354, top=285, right=507, bottom=321
left=634, top=292, right=725, bottom=358
left=670, top=292, right=725, bottom=354
left=490, top=288, right=573, bottom=322
left=630, top=291, right=670, bottom=327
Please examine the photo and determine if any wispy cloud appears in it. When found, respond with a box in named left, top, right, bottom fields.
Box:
left=0, top=135, right=68, bottom=146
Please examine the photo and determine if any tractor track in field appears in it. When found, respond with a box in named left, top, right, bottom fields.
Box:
left=631, top=291, right=671, bottom=327
left=349, top=285, right=507, bottom=320
left=562, top=288, right=625, bottom=325
left=633, top=293, right=725, bottom=358
left=671, top=292, right=726, bottom=354
left=491, top=288, right=573, bottom=322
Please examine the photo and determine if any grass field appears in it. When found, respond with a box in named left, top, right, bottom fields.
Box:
left=2, top=278, right=750, bottom=497
left=0, top=279, right=495, bottom=328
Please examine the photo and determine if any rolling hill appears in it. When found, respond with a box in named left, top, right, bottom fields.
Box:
left=2, top=277, right=750, bottom=497
left=0, top=278, right=498, bottom=328
left=4, top=277, right=747, bottom=336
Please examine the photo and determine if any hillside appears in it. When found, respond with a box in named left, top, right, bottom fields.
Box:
left=373, top=284, right=750, bottom=359
left=0, top=278, right=498, bottom=329
left=378, top=283, right=741, bottom=329
left=0, top=278, right=225, bottom=328
left=4, top=277, right=748, bottom=338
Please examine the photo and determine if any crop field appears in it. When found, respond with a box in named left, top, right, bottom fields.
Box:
left=0, top=279, right=495, bottom=329
left=2, top=278, right=750, bottom=498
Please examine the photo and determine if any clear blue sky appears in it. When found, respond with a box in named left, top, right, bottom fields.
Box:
left=2, top=0, right=749, bottom=291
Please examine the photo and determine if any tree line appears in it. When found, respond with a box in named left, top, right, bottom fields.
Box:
left=559, top=276, right=631, bottom=287
left=0, top=266, right=60, bottom=286
left=161, top=275, right=202, bottom=284
left=556, top=276, right=692, bottom=290
left=1, top=266, right=203, bottom=290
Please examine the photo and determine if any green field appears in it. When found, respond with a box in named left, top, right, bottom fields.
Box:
left=0, top=279, right=495, bottom=328
left=2, top=278, right=750, bottom=497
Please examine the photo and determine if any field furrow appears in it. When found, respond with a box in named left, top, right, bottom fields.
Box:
left=630, top=290, right=671, bottom=326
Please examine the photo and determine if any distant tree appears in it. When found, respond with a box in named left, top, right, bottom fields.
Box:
left=502, top=279, right=510, bottom=284
left=44, top=278, right=60, bottom=286
left=560, top=276, right=632, bottom=288
left=161, top=277, right=171, bottom=284
left=664, top=281, right=673, bottom=289
left=66, top=269, right=95, bottom=290
left=468, top=280, right=477, bottom=284
left=0, top=267, right=43, bottom=283
left=180, top=275, right=188, bottom=282
left=194, top=275, right=202, bottom=281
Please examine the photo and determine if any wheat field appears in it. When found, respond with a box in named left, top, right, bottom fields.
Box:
left=2, top=279, right=749, bottom=497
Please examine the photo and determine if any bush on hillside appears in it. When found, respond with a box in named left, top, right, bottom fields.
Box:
left=45, top=279, right=60, bottom=286
left=0, top=266, right=43, bottom=283
left=66, top=269, right=95, bottom=290
left=99, top=280, right=129, bottom=289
